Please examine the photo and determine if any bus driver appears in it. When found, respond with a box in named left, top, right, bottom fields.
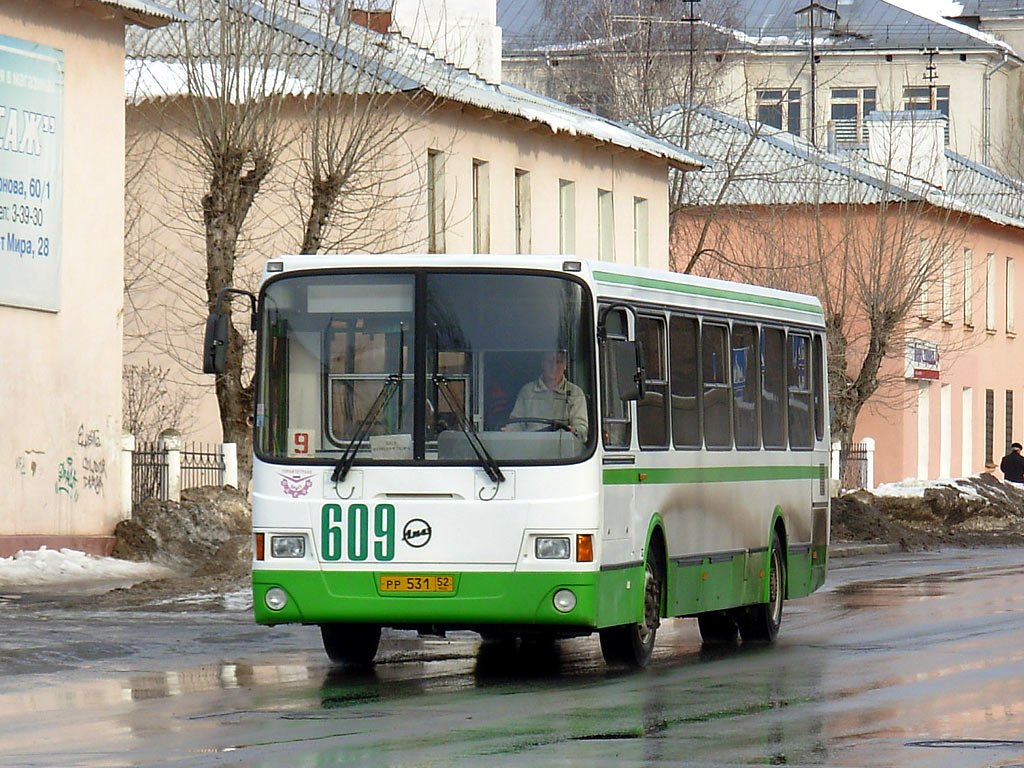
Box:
left=502, top=350, right=588, bottom=440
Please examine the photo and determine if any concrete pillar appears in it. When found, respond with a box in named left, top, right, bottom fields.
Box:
left=120, top=433, right=135, bottom=519
left=159, top=429, right=182, bottom=503
left=862, top=437, right=876, bottom=490
left=221, top=443, right=238, bottom=489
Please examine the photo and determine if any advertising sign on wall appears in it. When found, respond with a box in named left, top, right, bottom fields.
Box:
left=0, top=34, right=63, bottom=312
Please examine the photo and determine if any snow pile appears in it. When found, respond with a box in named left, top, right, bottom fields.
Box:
left=0, top=547, right=173, bottom=589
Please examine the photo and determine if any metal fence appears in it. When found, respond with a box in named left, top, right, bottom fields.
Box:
left=181, top=442, right=226, bottom=491
left=130, top=439, right=235, bottom=507
left=131, top=440, right=166, bottom=508
left=836, top=442, right=871, bottom=491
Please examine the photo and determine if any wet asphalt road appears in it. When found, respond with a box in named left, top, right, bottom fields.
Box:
left=0, top=548, right=1022, bottom=768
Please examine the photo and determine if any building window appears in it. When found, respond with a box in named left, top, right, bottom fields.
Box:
left=963, top=248, right=973, bottom=326
left=903, top=85, right=950, bottom=143
left=986, top=253, right=996, bottom=331
left=1007, top=257, right=1015, bottom=333
left=941, top=244, right=951, bottom=322
left=427, top=149, right=445, bottom=254
left=514, top=169, right=531, bottom=254
left=559, top=179, right=575, bottom=255
left=598, top=189, right=615, bottom=261
left=633, top=196, right=649, bottom=267
left=472, top=159, right=490, bottom=254
left=918, top=238, right=931, bottom=318
left=830, top=87, right=876, bottom=144
left=756, top=89, right=801, bottom=136
left=985, top=388, right=994, bottom=466
left=1007, top=391, right=1015, bottom=455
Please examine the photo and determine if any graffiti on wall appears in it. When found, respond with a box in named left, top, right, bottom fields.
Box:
left=53, top=423, right=107, bottom=500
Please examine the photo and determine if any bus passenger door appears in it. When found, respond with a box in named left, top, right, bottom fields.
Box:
left=599, top=306, right=640, bottom=565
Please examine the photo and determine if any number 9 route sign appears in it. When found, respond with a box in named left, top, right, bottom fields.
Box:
left=0, top=34, right=63, bottom=312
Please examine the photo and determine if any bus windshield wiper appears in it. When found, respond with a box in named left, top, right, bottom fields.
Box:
left=433, top=374, right=505, bottom=484
left=331, top=374, right=402, bottom=484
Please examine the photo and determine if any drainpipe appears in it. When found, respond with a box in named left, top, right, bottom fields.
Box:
left=983, top=53, right=1010, bottom=165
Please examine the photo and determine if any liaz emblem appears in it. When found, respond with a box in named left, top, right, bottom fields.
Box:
left=402, top=518, right=432, bottom=548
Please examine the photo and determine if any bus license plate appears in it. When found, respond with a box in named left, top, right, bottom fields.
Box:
left=379, top=574, right=454, bottom=593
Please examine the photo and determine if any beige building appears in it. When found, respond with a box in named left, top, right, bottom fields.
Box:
left=124, top=0, right=702, bottom=449
left=0, top=0, right=178, bottom=556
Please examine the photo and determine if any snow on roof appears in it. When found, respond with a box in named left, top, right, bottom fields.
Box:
left=125, top=1, right=704, bottom=170
left=98, top=0, right=189, bottom=25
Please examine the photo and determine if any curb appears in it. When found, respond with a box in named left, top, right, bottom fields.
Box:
left=830, top=543, right=902, bottom=558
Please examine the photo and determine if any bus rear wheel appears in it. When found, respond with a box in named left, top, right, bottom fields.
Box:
left=320, top=623, right=381, bottom=665
left=599, top=547, right=663, bottom=668
left=735, top=532, right=785, bottom=643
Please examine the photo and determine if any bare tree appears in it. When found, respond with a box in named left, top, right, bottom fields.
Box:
left=125, top=0, right=451, bottom=488
left=674, top=112, right=976, bottom=444
left=123, top=361, right=195, bottom=442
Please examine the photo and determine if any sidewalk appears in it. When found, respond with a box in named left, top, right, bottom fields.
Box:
left=830, top=542, right=902, bottom=558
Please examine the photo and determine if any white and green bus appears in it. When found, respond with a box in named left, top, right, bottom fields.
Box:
left=204, top=255, right=830, bottom=667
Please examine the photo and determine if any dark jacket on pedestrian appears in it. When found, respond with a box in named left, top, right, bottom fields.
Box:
left=1000, top=444, right=1024, bottom=483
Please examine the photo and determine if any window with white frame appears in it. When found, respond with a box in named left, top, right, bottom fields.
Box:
left=756, top=89, right=801, bottom=136
left=472, top=159, right=490, bottom=254
left=903, top=85, right=950, bottom=143
left=986, top=253, right=996, bottom=331
left=1007, top=257, right=1015, bottom=333
left=598, top=189, right=615, bottom=261
left=514, top=168, right=531, bottom=254
left=427, top=149, right=446, bottom=254
left=963, top=247, right=973, bottom=326
left=559, top=179, right=576, bottom=255
left=830, top=87, right=876, bottom=144
left=633, top=196, right=649, bottom=267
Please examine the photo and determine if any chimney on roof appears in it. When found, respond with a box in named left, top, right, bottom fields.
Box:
left=390, top=0, right=502, bottom=84
left=350, top=7, right=392, bottom=33
left=866, top=109, right=948, bottom=189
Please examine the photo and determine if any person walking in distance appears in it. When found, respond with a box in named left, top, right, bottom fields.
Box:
left=1000, top=442, right=1024, bottom=484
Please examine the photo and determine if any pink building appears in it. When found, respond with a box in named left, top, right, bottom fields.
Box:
left=670, top=105, right=1024, bottom=486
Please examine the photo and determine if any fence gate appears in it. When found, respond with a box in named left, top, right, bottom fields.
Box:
left=129, top=439, right=235, bottom=507
left=131, top=440, right=165, bottom=508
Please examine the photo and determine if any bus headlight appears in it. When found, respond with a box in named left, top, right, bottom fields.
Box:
left=271, top=535, right=305, bottom=558
left=535, top=537, right=571, bottom=559
left=265, top=587, right=289, bottom=611
left=553, top=589, right=577, bottom=613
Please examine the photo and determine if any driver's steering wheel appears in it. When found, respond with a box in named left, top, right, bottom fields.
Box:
left=505, top=416, right=572, bottom=432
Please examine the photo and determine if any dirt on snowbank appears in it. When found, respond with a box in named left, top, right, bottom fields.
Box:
left=832, top=473, right=1024, bottom=550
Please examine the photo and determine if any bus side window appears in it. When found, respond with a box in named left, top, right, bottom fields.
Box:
left=788, top=333, right=813, bottom=449
left=670, top=315, right=701, bottom=448
left=637, top=315, right=668, bottom=449
left=813, top=334, right=826, bottom=442
left=761, top=327, right=787, bottom=449
left=732, top=323, right=760, bottom=449
left=703, top=322, right=732, bottom=448
left=600, top=308, right=632, bottom=449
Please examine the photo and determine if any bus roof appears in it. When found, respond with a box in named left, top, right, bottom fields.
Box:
left=263, top=254, right=825, bottom=325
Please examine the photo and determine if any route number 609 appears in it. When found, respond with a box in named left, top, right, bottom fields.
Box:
left=321, top=503, right=395, bottom=562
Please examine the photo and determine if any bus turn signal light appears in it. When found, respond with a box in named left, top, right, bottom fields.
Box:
left=576, top=534, right=593, bottom=562
left=255, top=532, right=265, bottom=561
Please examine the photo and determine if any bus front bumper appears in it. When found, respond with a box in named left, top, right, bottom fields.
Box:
left=252, top=569, right=615, bottom=629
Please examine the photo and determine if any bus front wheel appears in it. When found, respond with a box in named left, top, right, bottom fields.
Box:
left=735, top=531, right=785, bottom=643
left=599, top=547, right=664, bottom=668
left=320, top=623, right=381, bottom=665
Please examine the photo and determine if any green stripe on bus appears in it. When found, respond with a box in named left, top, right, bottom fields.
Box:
left=592, top=270, right=823, bottom=315
left=602, top=465, right=822, bottom=485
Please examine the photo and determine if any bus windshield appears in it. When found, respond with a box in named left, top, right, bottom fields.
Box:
left=257, top=270, right=594, bottom=464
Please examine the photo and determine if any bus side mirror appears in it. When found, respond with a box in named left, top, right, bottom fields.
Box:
left=608, top=339, right=646, bottom=401
left=203, top=312, right=229, bottom=374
